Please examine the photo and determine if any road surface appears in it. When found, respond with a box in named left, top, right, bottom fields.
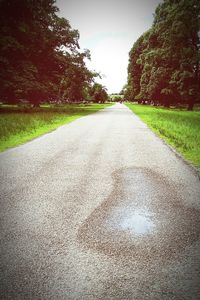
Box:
left=0, top=103, right=200, bottom=299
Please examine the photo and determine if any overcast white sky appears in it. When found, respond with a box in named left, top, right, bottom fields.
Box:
left=56, top=0, right=162, bottom=93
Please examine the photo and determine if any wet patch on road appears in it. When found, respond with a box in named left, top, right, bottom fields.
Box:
left=78, top=168, right=200, bottom=262
left=112, top=207, right=156, bottom=236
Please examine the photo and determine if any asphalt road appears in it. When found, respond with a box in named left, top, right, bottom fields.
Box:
left=0, top=103, right=200, bottom=300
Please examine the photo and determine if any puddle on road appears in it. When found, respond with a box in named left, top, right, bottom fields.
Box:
left=78, top=167, right=200, bottom=262
left=116, top=208, right=156, bottom=236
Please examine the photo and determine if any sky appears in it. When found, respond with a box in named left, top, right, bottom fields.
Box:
left=56, top=0, right=162, bottom=93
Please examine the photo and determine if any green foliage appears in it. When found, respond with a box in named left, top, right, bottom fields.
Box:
left=127, top=103, right=200, bottom=168
left=109, top=94, right=124, bottom=102
left=87, top=83, right=108, bottom=103
left=125, top=30, right=151, bottom=101
left=0, top=0, right=95, bottom=105
left=0, top=103, right=111, bottom=151
left=126, top=0, right=200, bottom=110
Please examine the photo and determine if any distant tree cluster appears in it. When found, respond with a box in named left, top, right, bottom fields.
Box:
left=86, top=83, right=108, bottom=103
left=109, top=94, right=124, bottom=102
left=125, top=0, right=200, bottom=110
left=0, top=0, right=104, bottom=105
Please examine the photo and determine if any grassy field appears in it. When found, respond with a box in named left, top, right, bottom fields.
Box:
left=126, top=103, right=200, bottom=169
left=0, top=103, right=111, bottom=152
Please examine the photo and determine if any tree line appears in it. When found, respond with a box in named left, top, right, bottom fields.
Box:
left=125, top=0, right=200, bottom=110
left=0, top=0, right=108, bottom=106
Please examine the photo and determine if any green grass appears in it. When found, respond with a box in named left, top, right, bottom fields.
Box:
left=0, top=103, right=112, bottom=152
left=126, top=103, right=200, bottom=169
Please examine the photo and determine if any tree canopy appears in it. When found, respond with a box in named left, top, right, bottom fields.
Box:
left=0, top=0, right=97, bottom=105
left=87, top=83, right=108, bottom=103
left=125, top=0, right=200, bottom=110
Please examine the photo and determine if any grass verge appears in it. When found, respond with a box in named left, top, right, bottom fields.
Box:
left=0, top=103, right=112, bottom=152
left=126, top=103, right=200, bottom=169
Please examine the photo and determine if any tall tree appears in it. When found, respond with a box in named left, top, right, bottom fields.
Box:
left=126, top=0, right=200, bottom=109
left=0, top=0, right=93, bottom=105
left=126, top=30, right=150, bottom=102
left=88, top=83, right=108, bottom=103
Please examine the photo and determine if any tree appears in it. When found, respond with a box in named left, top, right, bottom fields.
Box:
left=151, top=0, right=200, bottom=109
left=126, top=0, right=200, bottom=109
left=0, top=0, right=94, bottom=105
left=57, top=50, right=96, bottom=103
left=126, top=30, right=151, bottom=102
left=88, top=83, right=108, bottom=103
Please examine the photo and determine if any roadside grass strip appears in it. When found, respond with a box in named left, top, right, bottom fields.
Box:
left=126, top=103, right=200, bottom=169
left=0, top=103, right=111, bottom=152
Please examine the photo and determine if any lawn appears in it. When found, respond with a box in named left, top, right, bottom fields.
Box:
left=126, top=103, right=200, bottom=169
left=0, top=103, right=111, bottom=152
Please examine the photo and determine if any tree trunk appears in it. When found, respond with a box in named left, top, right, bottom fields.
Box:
left=187, top=101, right=194, bottom=111
left=33, top=103, right=40, bottom=108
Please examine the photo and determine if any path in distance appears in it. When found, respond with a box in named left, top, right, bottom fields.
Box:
left=0, top=103, right=200, bottom=299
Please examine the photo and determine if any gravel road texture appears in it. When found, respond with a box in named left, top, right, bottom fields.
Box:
left=0, top=103, right=200, bottom=299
